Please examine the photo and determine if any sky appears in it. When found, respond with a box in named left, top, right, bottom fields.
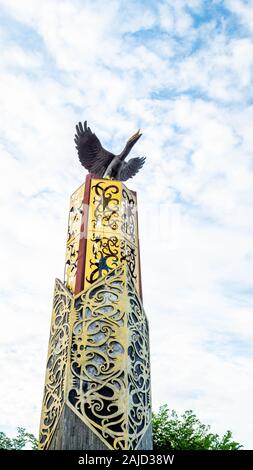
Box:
left=0, top=0, right=253, bottom=449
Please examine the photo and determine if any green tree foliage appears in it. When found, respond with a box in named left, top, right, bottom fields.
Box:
left=0, top=427, right=37, bottom=450
left=152, top=405, right=242, bottom=451
left=0, top=409, right=242, bottom=451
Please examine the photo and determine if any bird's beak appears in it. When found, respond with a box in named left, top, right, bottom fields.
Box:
left=128, top=129, right=142, bottom=143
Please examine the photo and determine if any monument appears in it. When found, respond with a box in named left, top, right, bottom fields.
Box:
left=38, top=122, right=152, bottom=450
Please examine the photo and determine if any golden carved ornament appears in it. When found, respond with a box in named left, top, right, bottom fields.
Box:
left=64, top=183, right=85, bottom=293
left=38, top=280, right=72, bottom=449
left=39, top=264, right=151, bottom=450
left=84, top=179, right=141, bottom=296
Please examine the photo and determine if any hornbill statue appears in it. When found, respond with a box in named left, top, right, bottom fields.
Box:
left=74, top=121, right=146, bottom=181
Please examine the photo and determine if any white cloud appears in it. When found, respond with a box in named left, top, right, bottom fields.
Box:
left=225, top=0, right=253, bottom=31
left=0, top=0, right=253, bottom=449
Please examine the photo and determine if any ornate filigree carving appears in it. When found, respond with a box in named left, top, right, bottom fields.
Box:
left=67, top=184, right=85, bottom=242
left=65, top=237, right=80, bottom=293
left=67, top=264, right=151, bottom=450
left=120, top=240, right=137, bottom=281
left=86, top=234, right=119, bottom=283
left=127, top=274, right=151, bottom=448
left=38, top=279, right=72, bottom=450
left=121, top=187, right=137, bottom=244
left=84, top=180, right=140, bottom=295
left=64, top=183, right=85, bottom=293
left=90, top=181, right=121, bottom=232
left=39, top=178, right=150, bottom=450
left=84, top=233, right=138, bottom=287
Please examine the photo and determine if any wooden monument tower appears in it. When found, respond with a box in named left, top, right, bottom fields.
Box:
left=38, top=174, right=152, bottom=450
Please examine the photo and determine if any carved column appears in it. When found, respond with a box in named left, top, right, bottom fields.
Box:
left=38, top=175, right=152, bottom=450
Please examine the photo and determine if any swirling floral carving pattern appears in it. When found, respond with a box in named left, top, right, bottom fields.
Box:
left=121, top=188, right=136, bottom=244
left=85, top=235, right=137, bottom=286
left=91, top=181, right=120, bottom=232
left=40, top=179, right=150, bottom=450
left=39, top=279, right=72, bottom=449
left=68, top=266, right=127, bottom=449
left=65, top=237, right=80, bottom=293
left=67, top=264, right=151, bottom=450
left=120, top=240, right=137, bottom=281
left=85, top=235, right=119, bottom=284
left=84, top=179, right=140, bottom=296
left=67, top=184, right=85, bottom=242
left=64, top=183, right=85, bottom=292
left=127, top=275, right=152, bottom=448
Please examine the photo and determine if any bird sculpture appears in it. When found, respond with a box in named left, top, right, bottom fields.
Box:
left=74, top=121, right=146, bottom=181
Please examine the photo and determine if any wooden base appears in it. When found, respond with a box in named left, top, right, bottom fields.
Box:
left=48, top=405, right=108, bottom=450
left=48, top=404, right=153, bottom=450
left=136, top=424, right=153, bottom=450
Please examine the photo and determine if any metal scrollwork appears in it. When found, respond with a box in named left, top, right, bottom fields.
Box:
left=120, top=240, right=137, bottom=281
left=84, top=180, right=139, bottom=294
left=40, top=178, right=150, bottom=450
left=127, top=275, right=152, bottom=448
left=38, top=279, right=72, bottom=449
left=86, top=235, right=119, bottom=284
left=121, top=188, right=136, bottom=244
left=91, top=181, right=120, bottom=232
left=65, top=237, right=80, bottom=293
left=64, top=183, right=85, bottom=293
left=67, top=185, right=84, bottom=241
left=67, top=264, right=151, bottom=450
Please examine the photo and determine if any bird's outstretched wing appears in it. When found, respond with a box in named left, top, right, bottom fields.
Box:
left=120, top=157, right=146, bottom=181
left=74, top=121, right=114, bottom=177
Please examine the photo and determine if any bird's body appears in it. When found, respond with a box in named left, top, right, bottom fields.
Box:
left=74, top=121, right=145, bottom=181
left=103, top=155, right=121, bottom=179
